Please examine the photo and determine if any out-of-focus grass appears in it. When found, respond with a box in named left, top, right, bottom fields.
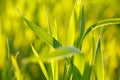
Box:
left=0, top=0, right=120, bottom=80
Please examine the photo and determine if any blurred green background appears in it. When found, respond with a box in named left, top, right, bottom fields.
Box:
left=0, top=0, right=120, bottom=80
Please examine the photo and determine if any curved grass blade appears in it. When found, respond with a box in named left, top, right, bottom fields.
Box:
left=40, top=46, right=81, bottom=61
left=25, top=46, right=81, bottom=62
left=81, top=18, right=120, bottom=42
left=67, top=0, right=82, bottom=45
left=11, top=54, right=23, bottom=80
left=94, top=30, right=104, bottom=80
left=76, top=6, right=85, bottom=49
left=18, top=10, right=61, bottom=48
left=31, top=45, right=49, bottom=80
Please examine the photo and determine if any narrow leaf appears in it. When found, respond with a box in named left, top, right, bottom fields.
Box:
left=51, top=61, right=58, bottom=80
left=51, top=19, right=59, bottom=80
left=63, top=61, right=68, bottom=80
left=39, top=46, right=81, bottom=61
left=66, top=63, right=72, bottom=80
left=72, top=65, right=82, bottom=80
left=82, top=62, right=92, bottom=80
left=94, top=32, right=104, bottom=80
left=25, top=46, right=81, bottom=62
left=67, top=0, right=82, bottom=45
left=6, top=38, right=12, bottom=80
left=11, top=54, right=22, bottom=80
left=18, top=10, right=61, bottom=48
left=31, top=45, right=49, bottom=80
left=76, top=6, right=85, bottom=48
left=74, top=54, right=85, bottom=75
left=52, top=19, right=58, bottom=40
left=81, top=18, right=120, bottom=42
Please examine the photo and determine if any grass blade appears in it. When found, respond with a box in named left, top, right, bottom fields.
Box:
left=72, top=65, right=82, bottom=80
left=39, top=46, right=81, bottom=61
left=63, top=58, right=82, bottom=80
left=67, top=62, right=73, bottom=80
left=11, top=54, right=22, bottom=80
left=76, top=6, right=85, bottom=49
left=94, top=30, right=104, bottom=80
left=63, top=58, right=73, bottom=80
left=25, top=46, right=81, bottom=62
left=6, top=38, right=12, bottom=80
left=24, top=46, right=81, bottom=80
left=18, top=10, right=61, bottom=48
left=67, top=0, right=82, bottom=45
left=51, top=61, right=58, bottom=80
left=63, top=61, right=69, bottom=80
left=74, top=54, right=85, bottom=76
left=31, top=45, right=49, bottom=80
left=81, top=18, right=120, bottom=42
left=51, top=19, right=59, bottom=80
left=82, top=62, right=92, bottom=80
left=52, top=19, right=58, bottom=40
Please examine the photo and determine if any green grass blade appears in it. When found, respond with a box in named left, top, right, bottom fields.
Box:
left=82, top=62, right=92, bottom=80
left=6, top=38, right=12, bottom=80
left=31, top=45, right=50, bottom=80
left=24, top=46, right=81, bottom=79
left=63, top=61, right=68, bottom=80
left=67, top=0, right=82, bottom=45
left=76, top=6, right=85, bottom=48
left=11, top=54, right=22, bottom=80
left=51, top=19, right=59, bottom=80
left=64, top=58, right=82, bottom=80
left=74, top=53, right=85, bottom=76
left=63, top=58, right=73, bottom=80
left=25, top=46, right=81, bottom=62
left=18, top=10, right=61, bottom=48
left=94, top=31, right=104, bottom=80
left=72, top=65, right=82, bottom=80
left=67, top=63, right=73, bottom=80
left=82, top=18, right=120, bottom=42
left=39, top=46, right=81, bottom=61
left=51, top=61, right=58, bottom=80
left=52, top=19, right=58, bottom=40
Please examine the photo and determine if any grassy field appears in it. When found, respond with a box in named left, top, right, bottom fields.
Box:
left=0, top=0, right=120, bottom=80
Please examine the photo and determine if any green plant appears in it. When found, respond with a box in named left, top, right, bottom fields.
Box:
left=14, top=0, right=120, bottom=80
